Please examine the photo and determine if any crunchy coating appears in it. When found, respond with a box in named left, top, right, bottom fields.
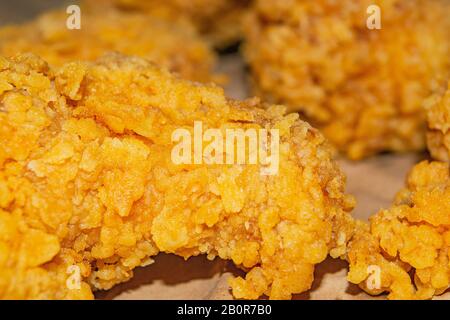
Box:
left=85, top=0, right=252, bottom=49
left=347, top=161, right=450, bottom=299
left=0, top=9, right=216, bottom=83
left=427, top=83, right=450, bottom=162
left=244, top=0, right=450, bottom=159
left=0, top=53, right=355, bottom=299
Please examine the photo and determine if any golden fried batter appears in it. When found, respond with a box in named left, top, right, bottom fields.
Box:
left=85, top=0, right=252, bottom=49
left=244, top=0, right=450, bottom=159
left=0, top=53, right=355, bottom=299
left=0, top=9, right=216, bottom=83
left=427, top=83, right=450, bottom=162
left=347, top=161, right=450, bottom=299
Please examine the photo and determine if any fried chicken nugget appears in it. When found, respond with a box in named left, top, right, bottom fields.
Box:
left=0, top=53, right=355, bottom=299
left=347, top=161, right=450, bottom=299
left=244, top=0, right=450, bottom=159
left=85, top=0, right=252, bottom=49
left=427, top=83, right=450, bottom=162
left=0, top=9, right=216, bottom=83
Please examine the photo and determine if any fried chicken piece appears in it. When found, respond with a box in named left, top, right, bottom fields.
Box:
left=347, top=161, right=450, bottom=299
left=85, top=0, right=252, bottom=49
left=0, top=53, right=355, bottom=299
left=427, top=83, right=450, bottom=162
left=0, top=9, right=216, bottom=83
left=244, top=0, right=450, bottom=160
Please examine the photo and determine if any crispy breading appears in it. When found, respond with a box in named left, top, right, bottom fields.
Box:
left=244, top=0, right=450, bottom=159
left=84, top=0, right=252, bottom=49
left=347, top=161, right=450, bottom=299
left=0, top=53, right=355, bottom=299
left=427, top=83, right=450, bottom=162
left=0, top=9, right=216, bottom=83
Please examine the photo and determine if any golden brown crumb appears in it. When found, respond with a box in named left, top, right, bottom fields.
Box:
left=0, top=9, right=216, bottom=83
left=0, top=53, right=355, bottom=299
left=84, top=0, right=252, bottom=49
left=347, top=161, right=450, bottom=299
left=427, top=83, right=450, bottom=162
left=244, top=0, right=450, bottom=160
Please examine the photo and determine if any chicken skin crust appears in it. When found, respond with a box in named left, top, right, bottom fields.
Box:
left=0, top=53, right=355, bottom=299
left=347, top=161, right=450, bottom=299
left=427, top=83, right=450, bottom=162
left=244, top=0, right=450, bottom=160
left=84, top=0, right=252, bottom=49
left=0, top=9, right=216, bottom=83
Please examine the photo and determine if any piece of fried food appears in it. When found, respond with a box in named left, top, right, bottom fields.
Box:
left=0, top=9, right=216, bottom=83
left=244, top=0, right=450, bottom=160
left=85, top=0, right=252, bottom=49
left=347, top=161, right=450, bottom=299
left=427, top=83, right=450, bottom=162
left=0, top=53, right=355, bottom=299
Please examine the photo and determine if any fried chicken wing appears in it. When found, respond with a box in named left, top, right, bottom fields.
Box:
left=0, top=53, right=355, bottom=299
left=427, top=83, right=450, bottom=162
left=0, top=9, right=216, bottom=82
left=244, top=0, right=450, bottom=159
left=347, top=161, right=450, bottom=299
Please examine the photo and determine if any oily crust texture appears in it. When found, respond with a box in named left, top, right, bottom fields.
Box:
left=85, top=0, right=252, bottom=49
left=347, top=161, right=450, bottom=299
left=427, top=83, right=450, bottom=162
left=0, top=9, right=216, bottom=83
left=244, top=0, right=450, bottom=159
left=0, top=53, right=354, bottom=299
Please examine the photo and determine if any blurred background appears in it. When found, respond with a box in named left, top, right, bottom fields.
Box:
left=0, top=0, right=75, bottom=25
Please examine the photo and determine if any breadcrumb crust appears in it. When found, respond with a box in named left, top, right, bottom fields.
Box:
left=85, top=0, right=252, bottom=48
left=0, top=53, right=355, bottom=299
left=244, top=0, right=450, bottom=159
left=0, top=9, right=216, bottom=83
left=347, top=161, right=450, bottom=299
left=427, top=83, right=450, bottom=162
